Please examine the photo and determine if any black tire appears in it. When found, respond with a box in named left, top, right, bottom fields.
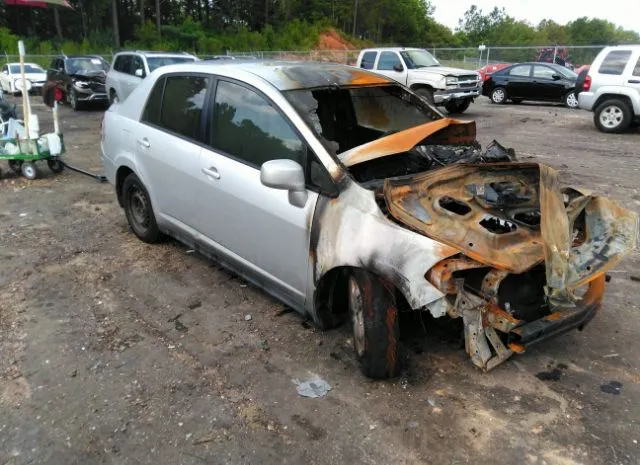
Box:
left=68, top=88, right=83, bottom=111
left=8, top=160, right=22, bottom=174
left=21, top=162, right=38, bottom=180
left=444, top=98, right=471, bottom=114
left=415, top=87, right=434, bottom=105
left=594, top=98, right=632, bottom=133
left=348, top=270, right=402, bottom=379
left=109, top=89, right=119, bottom=105
left=511, top=98, right=523, bottom=104
left=564, top=91, right=579, bottom=109
left=47, top=158, right=64, bottom=173
left=490, top=86, right=507, bottom=104
left=122, top=173, right=161, bottom=243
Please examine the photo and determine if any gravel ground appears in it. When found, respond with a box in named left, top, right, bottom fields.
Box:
left=1, top=96, right=639, bottom=465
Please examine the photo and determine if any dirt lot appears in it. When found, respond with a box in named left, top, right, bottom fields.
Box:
left=1, top=96, right=639, bottom=465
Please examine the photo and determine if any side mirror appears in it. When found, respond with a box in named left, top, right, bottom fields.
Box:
left=552, top=73, right=562, bottom=80
left=134, top=68, right=144, bottom=78
left=393, top=63, right=404, bottom=72
left=2, top=70, right=7, bottom=75
left=260, top=159, right=308, bottom=208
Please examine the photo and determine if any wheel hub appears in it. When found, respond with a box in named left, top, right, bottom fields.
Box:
left=493, top=89, right=505, bottom=102
left=130, top=188, right=149, bottom=227
left=600, top=106, right=623, bottom=128
left=566, top=93, right=578, bottom=108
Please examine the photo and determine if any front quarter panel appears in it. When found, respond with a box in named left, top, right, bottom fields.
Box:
left=310, top=180, right=459, bottom=316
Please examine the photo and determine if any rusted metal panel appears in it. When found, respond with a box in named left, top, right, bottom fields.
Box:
left=340, top=118, right=476, bottom=167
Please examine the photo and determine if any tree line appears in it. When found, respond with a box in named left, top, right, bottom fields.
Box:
left=0, top=1, right=638, bottom=55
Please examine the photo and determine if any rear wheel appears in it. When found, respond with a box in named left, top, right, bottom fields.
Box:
left=8, top=160, right=22, bottom=174
left=564, top=91, right=579, bottom=108
left=47, top=158, right=64, bottom=173
left=415, top=87, right=434, bottom=105
left=444, top=98, right=471, bottom=114
left=594, top=99, right=632, bottom=133
left=68, top=88, right=83, bottom=111
left=122, top=173, right=161, bottom=243
left=490, top=86, right=507, bottom=104
left=348, top=270, right=402, bottom=379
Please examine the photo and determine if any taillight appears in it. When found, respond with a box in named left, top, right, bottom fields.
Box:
left=483, top=74, right=491, bottom=81
left=583, top=75, right=591, bottom=91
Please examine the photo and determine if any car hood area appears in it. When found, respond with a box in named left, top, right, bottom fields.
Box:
left=411, top=66, right=479, bottom=77
left=337, top=118, right=638, bottom=370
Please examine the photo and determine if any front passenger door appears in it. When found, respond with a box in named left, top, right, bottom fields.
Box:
left=197, top=79, right=323, bottom=308
left=374, top=51, right=408, bottom=85
left=505, top=64, right=532, bottom=98
left=532, top=65, right=564, bottom=100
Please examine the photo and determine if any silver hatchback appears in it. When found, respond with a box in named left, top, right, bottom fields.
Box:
left=101, top=61, right=637, bottom=379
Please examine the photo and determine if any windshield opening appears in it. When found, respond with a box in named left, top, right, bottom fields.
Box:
left=146, top=56, right=197, bottom=72
left=65, top=57, right=109, bottom=74
left=10, top=64, right=44, bottom=74
left=285, top=84, right=441, bottom=156
left=400, top=50, right=440, bottom=69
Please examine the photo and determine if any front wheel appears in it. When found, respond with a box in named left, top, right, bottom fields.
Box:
left=415, top=87, right=434, bottom=105
left=21, top=162, right=38, bottom=180
left=564, top=91, right=579, bottom=108
left=348, top=270, right=402, bottom=379
left=490, top=86, right=507, bottom=104
left=594, top=99, right=632, bottom=133
left=68, top=88, right=83, bottom=111
left=444, top=98, right=471, bottom=114
left=122, top=173, right=162, bottom=243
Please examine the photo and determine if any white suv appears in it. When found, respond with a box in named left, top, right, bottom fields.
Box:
left=106, top=51, right=198, bottom=103
left=577, top=45, right=640, bottom=132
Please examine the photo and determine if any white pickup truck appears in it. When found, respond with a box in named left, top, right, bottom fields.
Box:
left=356, top=47, right=481, bottom=114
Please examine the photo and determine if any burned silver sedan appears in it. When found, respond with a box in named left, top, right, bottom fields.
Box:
left=101, top=61, right=638, bottom=379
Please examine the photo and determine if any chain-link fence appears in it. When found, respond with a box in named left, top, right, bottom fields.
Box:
left=3, top=45, right=606, bottom=71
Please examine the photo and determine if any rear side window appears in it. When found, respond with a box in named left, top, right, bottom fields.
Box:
left=141, top=77, right=165, bottom=126
left=210, top=80, right=305, bottom=168
left=158, top=75, right=208, bottom=141
left=598, top=50, right=632, bottom=75
left=509, top=65, right=531, bottom=77
left=360, top=51, right=377, bottom=70
left=633, top=57, right=640, bottom=77
left=377, top=52, right=402, bottom=71
left=132, top=56, right=145, bottom=76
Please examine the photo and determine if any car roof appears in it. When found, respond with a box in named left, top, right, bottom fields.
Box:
left=360, top=47, right=422, bottom=53
left=602, top=44, right=640, bottom=50
left=116, top=50, right=196, bottom=57
left=161, top=61, right=394, bottom=91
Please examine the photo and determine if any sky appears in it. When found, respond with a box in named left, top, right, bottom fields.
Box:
left=430, top=0, right=640, bottom=34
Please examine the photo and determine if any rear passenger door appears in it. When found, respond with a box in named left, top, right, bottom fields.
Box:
left=505, top=64, right=532, bottom=98
left=197, top=78, right=331, bottom=308
left=532, top=65, right=564, bottom=100
left=137, top=74, right=210, bottom=230
left=373, top=51, right=408, bottom=85
left=624, top=51, right=640, bottom=104
left=359, top=51, right=377, bottom=70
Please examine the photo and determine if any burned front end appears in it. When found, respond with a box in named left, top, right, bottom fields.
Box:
left=340, top=118, right=638, bottom=370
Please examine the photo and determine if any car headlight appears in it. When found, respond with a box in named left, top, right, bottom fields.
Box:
left=73, top=81, right=89, bottom=89
left=446, top=77, right=458, bottom=85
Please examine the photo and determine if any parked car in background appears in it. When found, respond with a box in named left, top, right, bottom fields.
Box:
left=482, top=62, right=579, bottom=107
left=0, top=62, right=47, bottom=95
left=45, top=55, right=110, bottom=110
left=356, top=47, right=481, bottom=114
left=106, top=51, right=198, bottom=103
left=477, top=63, right=509, bottom=82
left=577, top=45, right=640, bottom=133
left=101, top=61, right=637, bottom=379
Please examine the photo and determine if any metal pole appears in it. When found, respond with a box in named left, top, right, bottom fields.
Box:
left=486, top=47, right=490, bottom=66
left=552, top=46, right=558, bottom=64
left=18, top=41, right=30, bottom=145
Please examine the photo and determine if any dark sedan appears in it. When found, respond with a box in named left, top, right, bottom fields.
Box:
left=482, top=62, right=579, bottom=108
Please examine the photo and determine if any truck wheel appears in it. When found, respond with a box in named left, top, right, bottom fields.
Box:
left=122, top=173, right=162, bottom=243
left=348, top=270, right=402, bottom=379
left=415, top=88, right=434, bottom=105
left=594, top=99, right=632, bottom=133
left=490, top=87, right=507, bottom=104
left=21, top=162, right=38, bottom=180
left=444, top=99, right=471, bottom=114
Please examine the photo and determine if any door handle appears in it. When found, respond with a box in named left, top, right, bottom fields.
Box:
left=201, top=166, right=220, bottom=180
left=628, top=79, right=640, bottom=84
left=137, top=138, right=150, bottom=148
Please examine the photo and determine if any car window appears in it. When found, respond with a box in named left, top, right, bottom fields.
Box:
left=158, top=75, right=208, bottom=141
left=509, top=65, right=531, bottom=77
left=118, top=55, right=133, bottom=74
left=377, top=52, right=402, bottom=71
left=598, top=50, right=632, bottom=75
left=533, top=65, right=556, bottom=79
left=146, top=56, right=197, bottom=73
left=141, top=77, right=165, bottom=126
left=132, top=56, right=145, bottom=77
left=360, top=52, right=377, bottom=70
left=1, top=65, right=7, bottom=73
left=211, top=80, right=306, bottom=168
left=633, top=57, right=640, bottom=77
